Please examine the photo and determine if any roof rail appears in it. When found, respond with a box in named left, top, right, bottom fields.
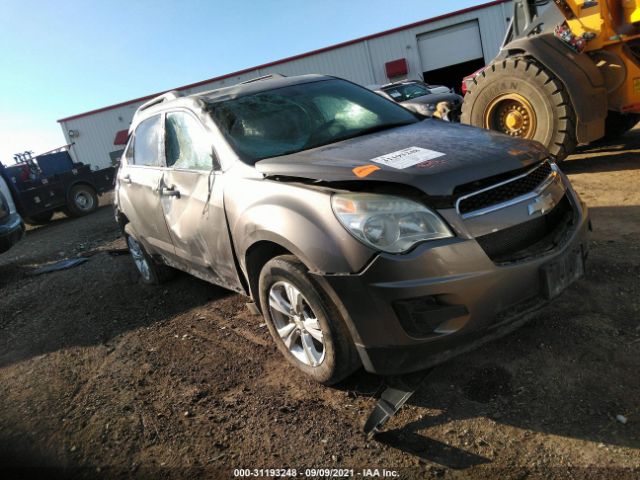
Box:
left=138, top=90, right=182, bottom=111
left=240, top=73, right=285, bottom=84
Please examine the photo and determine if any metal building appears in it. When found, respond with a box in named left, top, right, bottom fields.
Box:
left=57, top=0, right=512, bottom=169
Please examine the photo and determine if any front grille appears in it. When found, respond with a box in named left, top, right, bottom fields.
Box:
left=476, top=194, right=574, bottom=264
left=458, top=162, right=552, bottom=215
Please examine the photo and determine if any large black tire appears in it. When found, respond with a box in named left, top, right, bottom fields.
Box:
left=258, top=255, right=361, bottom=385
left=125, top=233, right=176, bottom=285
left=603, top=111, right=640, bottom=140
left=66, top=184, right=98, bottom=217
left=24, top=210, right=54, bottom=225
left=461, top=57, right=577, bottom=161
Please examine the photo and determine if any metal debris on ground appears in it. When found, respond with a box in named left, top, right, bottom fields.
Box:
left=31, top=257, right=89, bottom=275
left=363, top=369, right=433, bottom=439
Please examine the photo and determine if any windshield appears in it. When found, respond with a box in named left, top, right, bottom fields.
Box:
left=208, top=79, right=418, bottom=163
left=382, top=83, right=431, bottom=102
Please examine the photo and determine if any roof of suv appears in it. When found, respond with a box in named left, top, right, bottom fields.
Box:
left=199, top=74, right=330, bottom=103
left=130, top=74, right=332, bottom=131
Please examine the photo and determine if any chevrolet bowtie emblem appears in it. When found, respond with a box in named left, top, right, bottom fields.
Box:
left=528, top=193, right=555, bottom=216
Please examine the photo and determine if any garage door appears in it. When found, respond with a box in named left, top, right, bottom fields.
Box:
left=417, top=21, right=484, bottom=72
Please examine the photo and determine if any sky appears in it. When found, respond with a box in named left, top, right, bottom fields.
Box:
left=0, top=0, right=489, bottom=163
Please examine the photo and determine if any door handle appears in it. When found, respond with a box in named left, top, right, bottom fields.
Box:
left=160, top=185, right=181, bottom=198
left=121, top=174, right=132, bottom=184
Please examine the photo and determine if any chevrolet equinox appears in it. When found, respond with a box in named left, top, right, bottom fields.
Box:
left=114, top=74, right=589, bottom=385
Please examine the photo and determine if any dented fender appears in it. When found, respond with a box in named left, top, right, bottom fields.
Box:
left=224, top=176, right=376, bottom=277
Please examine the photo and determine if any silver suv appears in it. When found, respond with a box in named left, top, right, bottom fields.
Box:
left=115, top=74, right=589, bottom=384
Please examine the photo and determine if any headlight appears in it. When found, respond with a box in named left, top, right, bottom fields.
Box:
left=331, top=193, right=453, bottom=253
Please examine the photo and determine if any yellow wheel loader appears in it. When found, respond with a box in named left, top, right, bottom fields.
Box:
left=461, top=0, right=640, bottom=159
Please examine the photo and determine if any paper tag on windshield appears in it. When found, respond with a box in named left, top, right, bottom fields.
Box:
left=370, top=147, right=445, bottom=169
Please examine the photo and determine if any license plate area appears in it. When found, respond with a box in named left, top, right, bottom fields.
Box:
left=541, top=247, right=584, bottom=299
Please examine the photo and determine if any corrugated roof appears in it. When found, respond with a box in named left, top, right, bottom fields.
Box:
left=57, top=0, right=508, bottom=123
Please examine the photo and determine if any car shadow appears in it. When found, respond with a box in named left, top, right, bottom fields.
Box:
left=339, top=323, right=637, bottom=469
left=375, top=430, right=491, bottom=469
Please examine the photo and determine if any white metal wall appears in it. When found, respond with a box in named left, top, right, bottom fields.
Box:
left=60, top=1, right=511, bottom=169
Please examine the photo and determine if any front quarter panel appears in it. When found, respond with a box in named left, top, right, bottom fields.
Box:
left=226, top=177, right=376, bottom=276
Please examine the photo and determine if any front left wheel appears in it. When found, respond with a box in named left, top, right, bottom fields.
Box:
left=258, top=255, right=361, bottom=385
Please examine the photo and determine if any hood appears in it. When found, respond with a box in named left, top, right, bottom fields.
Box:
left=255, top=120, right=548, bottom=197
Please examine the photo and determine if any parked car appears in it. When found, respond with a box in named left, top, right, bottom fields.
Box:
left=369, top=80, right=463, bottom=121
left=0, top=175, right=25, bottom=254
left=115, top=74, right=590, bottom=385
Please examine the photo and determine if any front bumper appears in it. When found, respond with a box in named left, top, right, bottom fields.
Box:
left=320, top=191, right=590, bottom=376
left=0, top=213, right=25, bottom=254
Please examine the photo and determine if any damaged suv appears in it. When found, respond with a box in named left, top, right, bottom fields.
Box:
left=115, top=74, right=589, bottom=385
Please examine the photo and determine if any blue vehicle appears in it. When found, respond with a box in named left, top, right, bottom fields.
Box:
left=0, top=146, right=116, bottom=225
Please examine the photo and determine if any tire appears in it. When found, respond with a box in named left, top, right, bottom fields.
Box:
left=461, top=57, right=577, bottom=161
left=258, top=255, right=361, bottom=385
left=125, top=233, right=175, bottom=285
left=603, top=111, right=640, bottom=140
left=24, top=210, right=54, bottom=225
left=66, top=184, right=98, bottom=217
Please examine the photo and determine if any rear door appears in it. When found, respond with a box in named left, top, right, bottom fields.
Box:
left=160, top=110, right=241, bottom=290
left=116, top=115, right=175, bottom=257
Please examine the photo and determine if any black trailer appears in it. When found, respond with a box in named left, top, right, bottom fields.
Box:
left=0, top=146, right=116, bottom=225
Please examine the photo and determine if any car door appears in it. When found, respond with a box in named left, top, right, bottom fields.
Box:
left=160, top=109, right=242, bottom=290
left=116, top=115, right=176, bottom=258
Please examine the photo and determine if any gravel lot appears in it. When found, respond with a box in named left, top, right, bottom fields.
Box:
left=1, top=132, right=639, bottom=479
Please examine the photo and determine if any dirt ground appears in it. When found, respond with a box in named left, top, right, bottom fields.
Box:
left=0, top=131, right=639, bottom=480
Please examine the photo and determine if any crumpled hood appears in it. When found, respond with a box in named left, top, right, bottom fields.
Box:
left=255, top=120, right=548, bottom=197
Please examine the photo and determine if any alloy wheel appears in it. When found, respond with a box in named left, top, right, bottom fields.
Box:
left=268, top=280, right=326, bottom=367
